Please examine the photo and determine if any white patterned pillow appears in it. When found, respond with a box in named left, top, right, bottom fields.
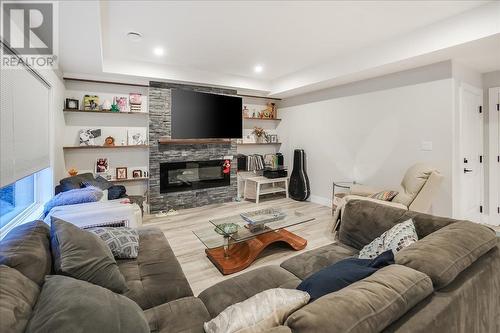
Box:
left=204, top=288, right=310, bottom=333
left=358, top=219, right=418, bottom=259
left=88, top=227, right=139, bottom=259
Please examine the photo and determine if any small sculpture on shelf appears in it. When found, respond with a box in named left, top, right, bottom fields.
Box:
left=261, top=102, right=276, bottom=119
left=252, top=127, right=268, bottom=143
left=103, top=136, right=115, bottom=147
left=101, top=99, right=112, bottom=111
left=67, top=168, right=78, bottom=177
left=110, top=102, right=120, bottom=113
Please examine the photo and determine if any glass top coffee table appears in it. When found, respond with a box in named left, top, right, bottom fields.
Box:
left=193, top=208, right=315, bottom=275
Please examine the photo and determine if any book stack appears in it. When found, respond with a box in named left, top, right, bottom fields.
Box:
left=129, top=93, right=142, bottom=112
left=244, top=154, right=265, bottom=171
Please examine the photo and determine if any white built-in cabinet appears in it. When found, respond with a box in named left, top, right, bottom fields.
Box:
left=488, top=87, right=500, bottom=225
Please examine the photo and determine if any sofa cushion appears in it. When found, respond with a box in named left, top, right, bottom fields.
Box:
left=395, top=221, right=497, bottom=289
left=51, top=218, right=128, bottom=293
left=297, top=250, right=394, bottom=302
left=0, top=265, right=40, bottom=333
left=338, top=200, right=457, bottom=250
left=144, top=296, right=210, bottom=333
left=285, top=264, right=433, bottom=333
left=25, top=275, right=149, bottom=333
left=44, top=187, right=103, bottom=215
left=280, top=243, right=358, bottom=280
left=117, top=228, right=193, bottom=310
left=199, top=266, right=301, bottom=318
left=0, top=220, right=51, bottom=286
left=204, top=288, right=309, bottom=333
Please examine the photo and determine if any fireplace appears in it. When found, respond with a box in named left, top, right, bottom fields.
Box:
left=160, top=160, right=230, bottom=193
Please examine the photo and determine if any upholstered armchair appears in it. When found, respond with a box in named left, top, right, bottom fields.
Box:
left=347, top=163, right=443, bottom=212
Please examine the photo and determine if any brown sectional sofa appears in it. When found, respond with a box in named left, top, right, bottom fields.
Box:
left=1, top=199, right=499, bottom=333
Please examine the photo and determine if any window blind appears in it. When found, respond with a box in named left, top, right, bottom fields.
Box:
left=0, top=66, right=50, bottom=188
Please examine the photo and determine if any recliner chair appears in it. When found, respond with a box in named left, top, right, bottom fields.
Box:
left=346, top=163, right=443, bottom=213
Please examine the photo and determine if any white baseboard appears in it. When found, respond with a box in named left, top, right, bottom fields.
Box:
left=310, top=195, right=332, bottom=208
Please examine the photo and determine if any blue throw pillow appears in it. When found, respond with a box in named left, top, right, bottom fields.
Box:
left=297, top=250, right=394, bottom=302
left=44, top=187, right=103, bottom=216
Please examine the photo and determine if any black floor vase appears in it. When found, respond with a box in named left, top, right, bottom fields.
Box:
left=289, top=149, right=311, bottom=201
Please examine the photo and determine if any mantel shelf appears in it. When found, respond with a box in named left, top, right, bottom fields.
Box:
left=158, top=138, right=232, bottom=145
left=63, top=145, right=149, bottom=150
left=243, top=117, right=281, bottom=121
left=64, top=109, right=148, bottom=115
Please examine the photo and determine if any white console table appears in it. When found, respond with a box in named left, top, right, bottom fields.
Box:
left=244, top=176, right=289, bottom=204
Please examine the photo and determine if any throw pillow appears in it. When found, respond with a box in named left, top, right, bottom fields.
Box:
left=0, top=265, right=40, bottom=333
left=25, top=275, right=149, bottom=333
left=82, top=175, right=112, bottom=191
left=108, top=185, right=127, bottom=200
left=88, top=227, right=139, bottom=259
left=370, top=190, right=399, bottom=201
left=44, top=187, right=103, bottom=215
left=296, top=250, right=394, bottom=302
left=50, top=218, right=128, bottom=293
left=359, top=219, right=418, bottom=259
left=204, top=288, right=310, bottom=333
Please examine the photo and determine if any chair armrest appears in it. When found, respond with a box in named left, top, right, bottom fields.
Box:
left=344, top=195, right=408, bottom=210
left=349, top=184, right=380, bottom=197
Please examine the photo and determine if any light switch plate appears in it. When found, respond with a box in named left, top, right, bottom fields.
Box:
left=421, top=141, right=433, bottom=151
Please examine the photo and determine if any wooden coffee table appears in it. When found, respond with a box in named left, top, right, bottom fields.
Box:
left=193, top=209, right=314, bottom=275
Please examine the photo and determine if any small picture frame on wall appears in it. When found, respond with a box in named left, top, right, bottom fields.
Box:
left=132, top=169, right=143, bottom=178
left=65, top=98, right=79, bottom=110
left=116, top=167, right=128, bottom=180
left=95, top=158, right=109, bottom=174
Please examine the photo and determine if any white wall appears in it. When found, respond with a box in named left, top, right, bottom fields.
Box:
left=277, top=68, right=455, bottom=216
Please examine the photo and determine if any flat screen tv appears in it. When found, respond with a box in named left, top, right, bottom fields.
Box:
left=171, top=89, right=242, bottom=139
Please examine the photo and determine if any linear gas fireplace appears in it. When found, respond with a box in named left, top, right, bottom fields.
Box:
left=160, top=160, right=230, bottom=193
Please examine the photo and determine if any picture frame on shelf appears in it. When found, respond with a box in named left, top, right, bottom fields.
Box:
left=132, top=169, right=143, bottom=178
left=83, top=95, right=99, bottom=111
left=95, top=158, right=109, bottom=174
left=79, top=128, right=102, bottom=146
left=127, top=128, right=147, bottom=145
left=65, top=98, right=79, bottom=110
left=114, top=96, right=128, bottom=112
left=116, top=167, right=128, bottom=180
left=269, top=134, right=278, bottom=143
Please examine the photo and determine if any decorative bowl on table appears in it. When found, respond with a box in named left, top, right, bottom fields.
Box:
left=214, top=223, right=239, bottom=236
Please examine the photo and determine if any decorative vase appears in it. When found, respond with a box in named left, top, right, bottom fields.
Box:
left=288, top=149, right=311, bottom=201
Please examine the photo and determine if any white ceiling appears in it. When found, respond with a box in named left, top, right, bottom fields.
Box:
left=58, top=1, right=500, bottom=96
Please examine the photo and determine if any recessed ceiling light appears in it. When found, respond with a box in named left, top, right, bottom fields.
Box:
left=153, top=47, right=165, bottom=56
left=126, top=31, right=142, bottom=42
left=254, top=65, right=263, bottom=73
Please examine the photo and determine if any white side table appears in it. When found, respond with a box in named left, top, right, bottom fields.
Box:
left=244, top=176, right=289, bottom=204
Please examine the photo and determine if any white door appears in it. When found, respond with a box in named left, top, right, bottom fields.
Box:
left=489, top=87, right=500, bottom=225
left=459, top=84, right=484, bottom=222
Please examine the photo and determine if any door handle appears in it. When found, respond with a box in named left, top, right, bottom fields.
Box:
left=464, top=168, right=473, bottom=173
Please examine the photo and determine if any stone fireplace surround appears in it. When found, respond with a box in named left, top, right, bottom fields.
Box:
left=148, top=81, right=238, bottom=213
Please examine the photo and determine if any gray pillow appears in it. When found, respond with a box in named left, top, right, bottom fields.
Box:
left=0, top=265, right=40, bottom=333
left=0, top=220, right=52, bottom=286
left=50, top=218, right=128, bottom=293
left=88, top=227, right=139, bottom=259
left=25, top=275, right=149, bottom=333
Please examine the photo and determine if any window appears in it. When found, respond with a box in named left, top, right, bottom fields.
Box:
left=0, top=174, right=36, bottom=228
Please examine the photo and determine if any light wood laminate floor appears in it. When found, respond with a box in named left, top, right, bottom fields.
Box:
left=143, top=198, right=336, bottom=295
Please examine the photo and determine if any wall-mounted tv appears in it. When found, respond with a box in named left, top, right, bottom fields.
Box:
left=171, top=89, right=242, bottom=139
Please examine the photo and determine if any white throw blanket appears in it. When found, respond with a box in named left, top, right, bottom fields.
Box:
left=44, top=199, right=142, bottom=228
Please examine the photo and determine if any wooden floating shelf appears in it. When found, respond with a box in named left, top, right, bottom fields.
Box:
left=110, top=177, right=148, bottom=183
left=158, top=138, right=232, bottom=145
left=63, top=109, right=147, bottom=115
left=243, top=117, right=281, bottom=121
left=63, top=145, right=149, bottom=150
left=237, top=142, right=282, bottom=145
